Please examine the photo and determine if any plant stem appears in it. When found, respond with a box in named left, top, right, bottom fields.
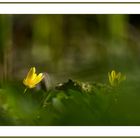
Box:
left=24, top=88, right=28, bottom=94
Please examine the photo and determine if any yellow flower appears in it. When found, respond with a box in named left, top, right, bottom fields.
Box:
left=108, top=70, right=126, bottom=87
left=23, top=67, right=44, bottom=89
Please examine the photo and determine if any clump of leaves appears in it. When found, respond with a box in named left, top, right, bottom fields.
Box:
left=0, top=77, right=128, bottom=126
left=35, top=79, right=117, bottom=125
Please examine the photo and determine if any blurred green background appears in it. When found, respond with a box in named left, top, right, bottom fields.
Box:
left=0, top=14, right=138, bottom=82
left=0, top=14, right=140, bottom=125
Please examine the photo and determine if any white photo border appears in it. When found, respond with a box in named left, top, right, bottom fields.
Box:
left=0, top=3, right=139, bottom=138
left=0, top=4, right=139, bottom=14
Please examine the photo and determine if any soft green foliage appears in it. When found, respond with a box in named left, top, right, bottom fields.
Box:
left=0, top=77, right=139, bottom=126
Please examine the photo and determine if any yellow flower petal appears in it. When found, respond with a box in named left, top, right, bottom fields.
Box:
left=25, top=67, right=36, bottom=81
left=108, top=70, right=126, bottom=87
left=23, top=78, right=27, bottom=86
left=116, top=72, right=121, bottom=80
left=34, top=73, right=44, bottom=85
left=28, top=84, right=36, bottom=88
left=108, top=72, right=112, bottom=85
left=23, top=67, right=44, bottom=89
left=111, top=70, right=116, bottom=79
